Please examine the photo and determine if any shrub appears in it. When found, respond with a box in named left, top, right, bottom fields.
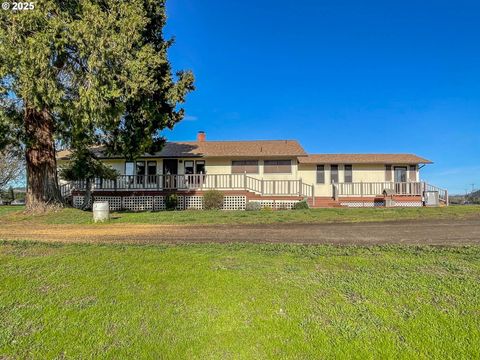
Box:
left=293, top=200, right=309, bottom=210
left=203, top=190, right=224, bottom=210
left=165, top=194, right=178, bottom=210
left=245, top=202, right=261, bottom=211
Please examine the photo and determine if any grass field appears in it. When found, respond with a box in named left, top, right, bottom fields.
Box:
left=1, top=205, right=479, bottom=225
left=1, top=241, right=479, bottom=358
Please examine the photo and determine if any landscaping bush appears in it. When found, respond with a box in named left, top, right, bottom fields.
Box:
left=203, top=190, right=224, bottom=210
left=165, top=194, right=178, bottom=210
left=245, top=202, right=261, bottom=211
left=293, top=200, right=309, bottom=210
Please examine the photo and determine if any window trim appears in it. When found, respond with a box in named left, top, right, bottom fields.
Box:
left=263, top=159, right=292, bottom=174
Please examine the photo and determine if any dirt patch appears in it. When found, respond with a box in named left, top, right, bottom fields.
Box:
left=1, top=219, right=480, bottom=245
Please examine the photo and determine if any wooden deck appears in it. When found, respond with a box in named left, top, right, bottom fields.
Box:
left=60, top=175, right=448, bottom=207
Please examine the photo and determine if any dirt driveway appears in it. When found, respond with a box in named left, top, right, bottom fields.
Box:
left=1, top=219, right=480, bottom=245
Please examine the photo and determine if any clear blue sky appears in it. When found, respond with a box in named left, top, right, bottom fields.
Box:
left=163, top=0, right=480, bottom=194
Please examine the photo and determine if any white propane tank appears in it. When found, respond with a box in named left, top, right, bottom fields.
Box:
left=92, top=201, right=110, bottom=222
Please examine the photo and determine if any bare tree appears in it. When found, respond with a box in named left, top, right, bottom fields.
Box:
left=0, top=147, right=24, bottom=191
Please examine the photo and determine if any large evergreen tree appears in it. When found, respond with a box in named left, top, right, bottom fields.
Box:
left=0, top=0, right=194, bottom=212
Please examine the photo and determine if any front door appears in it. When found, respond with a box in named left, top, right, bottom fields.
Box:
left=163, top=159, right=178, bottom=189
left=394, top=166, right=408, bottom=194
left=394, top=167, right=407, bottom=182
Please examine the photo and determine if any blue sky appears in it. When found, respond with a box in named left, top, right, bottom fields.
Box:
left=163, top=0, right=480, bottom=194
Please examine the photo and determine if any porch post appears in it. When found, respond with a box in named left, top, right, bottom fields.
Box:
left=244, top=171, right=247, bottom=190
left=312, top=184, right=315, bottom=207
left=360, top=180, right=364, bottom=207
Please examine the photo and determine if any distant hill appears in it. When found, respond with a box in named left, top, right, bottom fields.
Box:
left=449, top=189, right=480, bottom=205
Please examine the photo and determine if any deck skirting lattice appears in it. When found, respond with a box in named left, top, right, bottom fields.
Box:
left=72, top=194, right=249, bottom=211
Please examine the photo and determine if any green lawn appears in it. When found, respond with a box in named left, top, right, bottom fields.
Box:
left=0, top=242, right=479, bottom=358
left=1, top=205, right=479, bottom=225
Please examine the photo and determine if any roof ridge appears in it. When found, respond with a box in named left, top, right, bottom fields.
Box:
left=170, top=139, right=300, bottom=143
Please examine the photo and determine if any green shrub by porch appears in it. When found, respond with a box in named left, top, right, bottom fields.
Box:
left=203, top=190, right=224, bottom=210
left=165, top=194, right=178, bottom=210
left=293, top=200, right=309, bottom=210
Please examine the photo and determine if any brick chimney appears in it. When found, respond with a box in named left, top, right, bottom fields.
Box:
left=197, top=131, right=206, bottom=142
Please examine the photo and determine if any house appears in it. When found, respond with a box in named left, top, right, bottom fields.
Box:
left=57, top=131, right=448, bottom=211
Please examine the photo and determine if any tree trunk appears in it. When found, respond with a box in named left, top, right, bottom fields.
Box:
left=82, top=178, right=93, bottom=210
left=24, top=107, right=64, bottom=212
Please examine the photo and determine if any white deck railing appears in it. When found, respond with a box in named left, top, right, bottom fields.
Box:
left=335, top=181, right=448, bottom=204
left=61, top=174, right=314, bottom=198
left=60, top=176, right=448, bottom=205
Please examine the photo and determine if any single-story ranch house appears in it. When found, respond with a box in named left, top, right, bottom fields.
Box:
left=57, top=131, right=448, bottom=211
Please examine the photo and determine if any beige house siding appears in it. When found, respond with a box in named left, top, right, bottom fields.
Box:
left=184, top=157, right=299, bottom=180
left=298, top=163, right=421, bottom=197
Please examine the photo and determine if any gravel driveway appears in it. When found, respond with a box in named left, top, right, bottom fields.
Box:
left=1, top=219, right=480, bottom=245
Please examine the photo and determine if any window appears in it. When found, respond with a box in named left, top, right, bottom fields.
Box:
left=330, top=164, right=339, bottom=183
left=196, top=160, right=206, bottom=174
left=409, top=165, right=417, bottom=181
left=232, top=160, right=259, bottom=174
left=125, top=161, right=134, bottom=176
left=264, top=160, right=291, bottom=174
left=147, top=161, right=157, bottom=183
left=394, top=166, right=407, bottom=183
left=184, top=160, right=194, bottom=174
left=385, top=165, right=392, bottom=181
left=147, top=161, right=157, bottom=176
left=316, top=165, right=325, bottom=184
left=136, top=161, right=146, bottom=176
left=135, top=161, right=146, bottom=184
left=344, top=165, right=352, bottom=183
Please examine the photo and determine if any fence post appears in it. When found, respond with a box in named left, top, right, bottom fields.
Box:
left=445, top=189, right=449, bottom=206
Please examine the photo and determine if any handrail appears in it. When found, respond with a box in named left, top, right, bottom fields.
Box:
left=424, top=182, right=448, bottom=204
left=336, top=181, right=448, bottom=202
left=337, top=182, right=424, bottom=196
